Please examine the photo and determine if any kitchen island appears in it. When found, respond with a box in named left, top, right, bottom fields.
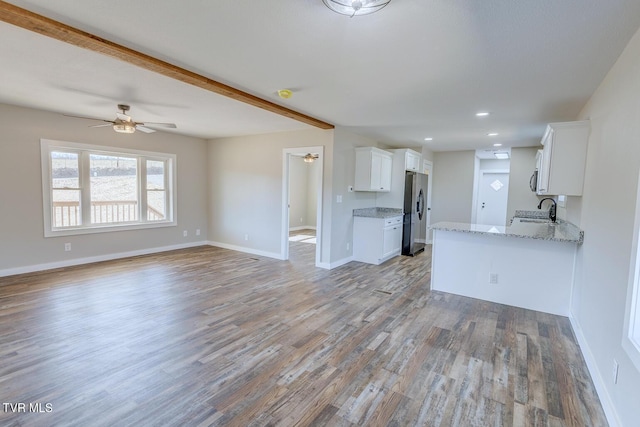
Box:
left=430, top=217, right=583, bottom=315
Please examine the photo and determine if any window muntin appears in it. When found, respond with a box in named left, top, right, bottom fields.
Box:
left=41, top=140, right=176, bottom=236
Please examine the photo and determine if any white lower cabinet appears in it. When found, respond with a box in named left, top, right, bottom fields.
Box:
left=353, top=216, right=403, bottom=265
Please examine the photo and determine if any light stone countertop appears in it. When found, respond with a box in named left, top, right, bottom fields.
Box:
left=431, top=218, right=584, bottom=244
left=353, top=207, right=403, bottom=219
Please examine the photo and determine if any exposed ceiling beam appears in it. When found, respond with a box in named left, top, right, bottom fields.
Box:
left=0, top=1, right=334, bottom=130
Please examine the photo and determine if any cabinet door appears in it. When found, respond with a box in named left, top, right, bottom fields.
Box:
left=379, top=154, right=392, bottom=191
left=382, top=222, right=402, bottom=258
left=370, top=152, right=384, bottom=190
left=406, top=152, right=421, bottom=172
left=354, top=148, right=392, bottom=192
left=537, top=129, right=553, bottom=194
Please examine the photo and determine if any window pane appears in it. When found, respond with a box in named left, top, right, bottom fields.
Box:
left=90, top=154, right=138, bottom=224
left=52, top=189, right=81, bottom=227
left=147, top=160, right=165, bottom=190
left=51, top=151, right=79, bottom=189
left=147, top=160, right=166, bottom=221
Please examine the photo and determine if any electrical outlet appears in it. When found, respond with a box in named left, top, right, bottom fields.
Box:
left=196, top=229, right=201, bottom=236
left=300, top=217, right=303, bottom=223
left=64, top=243, right=71, bottom=252
left=336, top=195, right=343, bottom=203
left=347, top=242, right=350, bottom=251
left=183, top=230, right=188, bottom=237
left=613, top=359, right=619, bottom=384
left=244, top=234, right=249, bottom=241
left=489, top=273, right=498, bottom=284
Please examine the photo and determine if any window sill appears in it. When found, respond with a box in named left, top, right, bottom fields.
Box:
left=44, top=220, right=177, bottom=238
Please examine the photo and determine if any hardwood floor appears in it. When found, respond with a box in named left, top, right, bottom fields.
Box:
left=0, top=243, right=607, bottom=426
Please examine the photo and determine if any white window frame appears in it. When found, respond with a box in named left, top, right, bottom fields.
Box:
left=41, top=139, right=177, bottom=237
left=623, top=169, right=640, bottom=372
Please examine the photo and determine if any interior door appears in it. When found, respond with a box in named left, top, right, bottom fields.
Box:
left=477, top=172, right=510, bottom=226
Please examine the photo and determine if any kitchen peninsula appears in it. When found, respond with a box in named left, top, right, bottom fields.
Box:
left=430, top=214, right=583, bottom=316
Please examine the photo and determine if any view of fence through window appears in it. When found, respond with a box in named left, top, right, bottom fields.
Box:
left=51, top=152, right=166, bottom=227
left=51, top=152, right=81, bottom=227
left=146, top=159, right=166, bottom=221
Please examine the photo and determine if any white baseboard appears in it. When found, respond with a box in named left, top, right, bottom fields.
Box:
left=207, top=241, right=284, bottom=260
left=0, top=241, right=209, bottom=278
left=288, top=226, right=317, bottom=232
left=569, top=315, right=621, bottom=427
left=317, top=256, right=353, bottom=270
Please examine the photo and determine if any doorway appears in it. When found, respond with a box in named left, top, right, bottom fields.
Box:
left=476, top=171, right=510, bottom=226
left=281, top=147, right=324, bottom=267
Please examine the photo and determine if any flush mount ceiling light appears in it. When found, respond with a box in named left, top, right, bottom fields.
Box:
left=303, top=153, right=319, bottom=163
left=493, top=143, right=502, bottom=147
left=476, top=112, right=490, bottom=117
left=424, top=137, right=433, bottom=141
left=278, top=89, right=293, bottom=99
left=322, top=0, right=391, bottom=17
left=487, top=132, right=499, bottom=137
left=494, top=152, right=510, bottom=159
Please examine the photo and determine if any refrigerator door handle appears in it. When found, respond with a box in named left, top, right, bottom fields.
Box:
left=417, top=189, right=425, bottom=220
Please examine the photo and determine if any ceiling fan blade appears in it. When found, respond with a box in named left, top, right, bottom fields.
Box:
left=89, top=123, right=114, bottom=128
left=136, top=125, right=156, bottom=133
left=140, top=122, right=177, bottom=129
left=64, top=113, right=109, bottom=122
left=116, top=112, right=132, bottom=121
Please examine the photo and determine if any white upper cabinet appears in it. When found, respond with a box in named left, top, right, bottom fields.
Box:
left=376, top=148, right=423, bottom=209
left=354, top=147, right=393, bottom=192
left=405, top=149, right=422, bottom=172
left=537, top=121, right=590, bottom=196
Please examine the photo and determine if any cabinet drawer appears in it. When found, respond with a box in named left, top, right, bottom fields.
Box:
left=384, top=216, right=403, bottom=227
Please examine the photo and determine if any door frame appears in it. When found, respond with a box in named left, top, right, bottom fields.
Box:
left=472, top=169, right=510, bottom=225
left=281, top=146, right=324, bottom=267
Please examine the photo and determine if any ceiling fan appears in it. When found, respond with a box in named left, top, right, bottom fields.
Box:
left=65, top=104, right=177, bottom=134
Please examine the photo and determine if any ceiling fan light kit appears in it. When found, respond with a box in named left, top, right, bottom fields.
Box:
left=65, top=104, right=177, bottom=135
left=113, top=122, right=136, bottom=134
left=322, top=0, right=391, bottom=17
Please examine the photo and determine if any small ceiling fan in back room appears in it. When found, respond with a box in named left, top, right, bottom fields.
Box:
left=65, top=104, right=177, bottom=134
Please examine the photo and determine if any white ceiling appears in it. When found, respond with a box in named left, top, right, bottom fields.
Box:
left=2, top=0, right=640, bottom=151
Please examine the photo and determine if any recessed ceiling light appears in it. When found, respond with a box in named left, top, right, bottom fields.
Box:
left=487, top=132, right=499, bottom=136
left=424, top=137, right=433, bottom=141
left=493, top=143, right=502, bottom=147
left=476, top=112, right=490, bottom=117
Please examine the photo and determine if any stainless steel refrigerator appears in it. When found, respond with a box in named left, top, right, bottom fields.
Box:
left=402, top=171, right=428, bottom=256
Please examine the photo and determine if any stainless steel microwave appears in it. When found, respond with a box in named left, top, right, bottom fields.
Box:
left=530, top=169, right=538, bottom=192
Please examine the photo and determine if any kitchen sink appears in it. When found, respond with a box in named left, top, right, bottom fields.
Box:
left=516, top=218, right=555, bottom=224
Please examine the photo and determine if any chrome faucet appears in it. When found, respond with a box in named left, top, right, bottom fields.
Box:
left=538, top=197, right=557, bottom=222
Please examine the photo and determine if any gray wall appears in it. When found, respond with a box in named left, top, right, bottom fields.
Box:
left=431, top=150, right=476, bottom=224
left=506, top=147, right=544, bottom=221
left=0, top=103, right=209, bottom=274
left=567, top=26, right=640, bottom=427
left=307, top=159, right=320, bottom=228
left=288, top=156, right=319, bottom=229
left=329, top=128, right=380, bottom=264
left=207, top=128, right=334, bottom=262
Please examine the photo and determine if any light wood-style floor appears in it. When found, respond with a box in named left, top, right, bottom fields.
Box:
left=0, top=240, right=607, bottom=426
